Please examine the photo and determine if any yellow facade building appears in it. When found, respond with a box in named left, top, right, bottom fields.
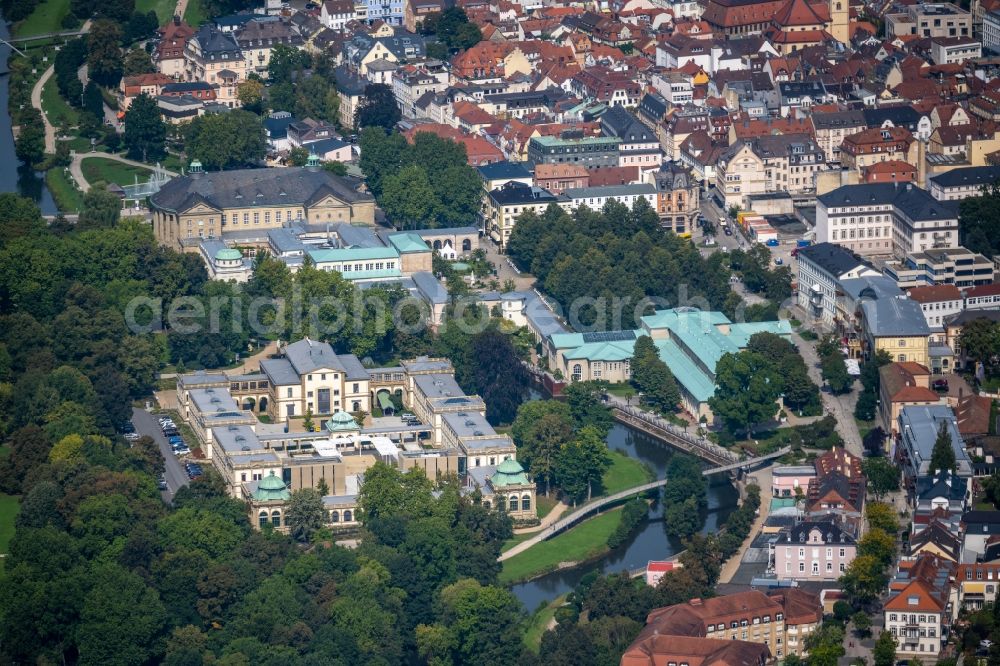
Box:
left=149, top=162, right=376, bottom=249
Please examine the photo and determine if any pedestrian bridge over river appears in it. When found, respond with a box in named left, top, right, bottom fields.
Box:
left=499, top=445, right=789, bottom=561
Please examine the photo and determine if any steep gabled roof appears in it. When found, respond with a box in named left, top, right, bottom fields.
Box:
left=773, top=0, right=828, bottom=27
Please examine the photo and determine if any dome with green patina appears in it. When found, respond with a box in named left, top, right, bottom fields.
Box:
left=490, top=459, right=529, bottom=487
left=252, top=471, right=290, bottom=501
left=215, top=248, right=243, bottom=262
left=325, top=410, right=358, bottom=432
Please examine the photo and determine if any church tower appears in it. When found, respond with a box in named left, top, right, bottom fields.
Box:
left=829, top=0, right=849, bottom=44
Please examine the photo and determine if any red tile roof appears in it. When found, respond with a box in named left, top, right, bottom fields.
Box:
left=884, top=579, right=945, bottom=612
left=908, top=284, right=962, bottom=303
left=964, top=283, right=1000, bottom=298
left=773, top=0, right=828, bottom=26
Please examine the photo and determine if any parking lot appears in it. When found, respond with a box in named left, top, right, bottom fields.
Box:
left=130, top=407, right=193, bottom=503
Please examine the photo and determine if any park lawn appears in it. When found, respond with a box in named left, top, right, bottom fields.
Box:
left=604, top=383, right=636, bottom=398
left=502, top=531, right=534, bottom=553
left=41, top=73, right=78, bottom=129
left=162, top=152, right=186, bottom=172
left=0, top=494, right=21, bottom=566
left=523, top=595, right=565, bottom=652
left=601, top=450, right=653, bottom=496
left=46, top=168, right=84, bottom=213
left=68, top=136, right=93, bottom=152
left=500, top=507, right=624, bottom=584
left=536, top=494, right=558, bottom=520
left=184, top=0, right=208, bottom=27
left=13, top=0, right=72, bottom=37
left=81, top=157, right=152, bottom=188
left=136, top=0, right=177, bottom=23
left=856, top=418, right=875, bottom=442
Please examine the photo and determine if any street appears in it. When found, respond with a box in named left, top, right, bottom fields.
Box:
left=698, top=188, right=865, bottom=456
left=791, top=329, right=864, bottom=456
left=697, top=188, right=797, bottom=269
left=131, top=406, right=190, bottom=502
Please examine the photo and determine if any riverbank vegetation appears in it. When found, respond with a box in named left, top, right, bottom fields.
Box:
left=662, top=454, right=708, bottom=539
left=509, top=386, right=618, bottom=503
left=524, top=595, right=565, bottom=653
left=8, top=0, right=74, bottom=37
left=44, top=167, right=84, bottom=212
left=538, top=485, right=761, bottom=662
left=607, top=497, right=649, bottom=549
left=499, top=507, right=625, bottom=584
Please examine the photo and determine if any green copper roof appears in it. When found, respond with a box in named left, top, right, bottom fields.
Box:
left=490, top=458, right=529, bottom=487
left=326, top=410, right=358, bottom=432
left=387, top=232, right=430, bottom=253
left=215, top=248, right=242, bottom=261
left=252, top=471, right=290, bottom=501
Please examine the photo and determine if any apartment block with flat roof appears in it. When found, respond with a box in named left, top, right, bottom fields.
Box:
left=527, top=134, right=621, bottom=168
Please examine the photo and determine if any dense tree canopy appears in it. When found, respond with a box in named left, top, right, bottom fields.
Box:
left=0, top=199, right=208, bottom=452
left=727, top=245, right=792, bottom=304
left=359, top=128, right=483, bottom=229
left=631, top=335, right=681, bottom=413
left=86, top=20, right=124, bottom=87
left=14, top=108, right=44, bottom=167
left=355, top=83, right=402, bottom=131
left=709, top=350, right=783, bottom=438
left=959, top=317, right=1000, bottom=371
left=662, top=454, right=708, bottom=539
left=960, top=183, right=1000, bottom=258
left=124, top=93, right=167, bottom=162
left=421, top=7, right=483, bottom=56
left=183, top=110, right=267, bottom=170
left=54, top=38, right=87, bottom=105
left=508, top=201, right=732, bottom=329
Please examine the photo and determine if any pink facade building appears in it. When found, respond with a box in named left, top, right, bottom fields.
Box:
left=772, top=465, right=817, bottom=498
left=770, top=520, right=857, bottom=582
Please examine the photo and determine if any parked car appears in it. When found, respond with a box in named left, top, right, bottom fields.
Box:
left=158, top=475, right=168, bottom=490
left=122, top=422, right=136, bottom=434
left=124, top=432, right=141, bottom=442
left=774, top=258, right=784, bottom=265
left=724, top=227, right=733, bottom=236
left=765, top=238, right=779, bottom=247
left=932, top=378, right=949, bottom=392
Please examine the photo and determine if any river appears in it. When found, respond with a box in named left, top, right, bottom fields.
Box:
left=0, top=17, right=58, bottom=213
left=510, top=422, right=739, bottom=610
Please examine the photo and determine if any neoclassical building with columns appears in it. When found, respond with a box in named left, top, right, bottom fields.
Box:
left=149, top=161, right=376, bottom=250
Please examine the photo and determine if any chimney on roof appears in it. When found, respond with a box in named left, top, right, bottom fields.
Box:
left=690, top=598, right=702, bottom=606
